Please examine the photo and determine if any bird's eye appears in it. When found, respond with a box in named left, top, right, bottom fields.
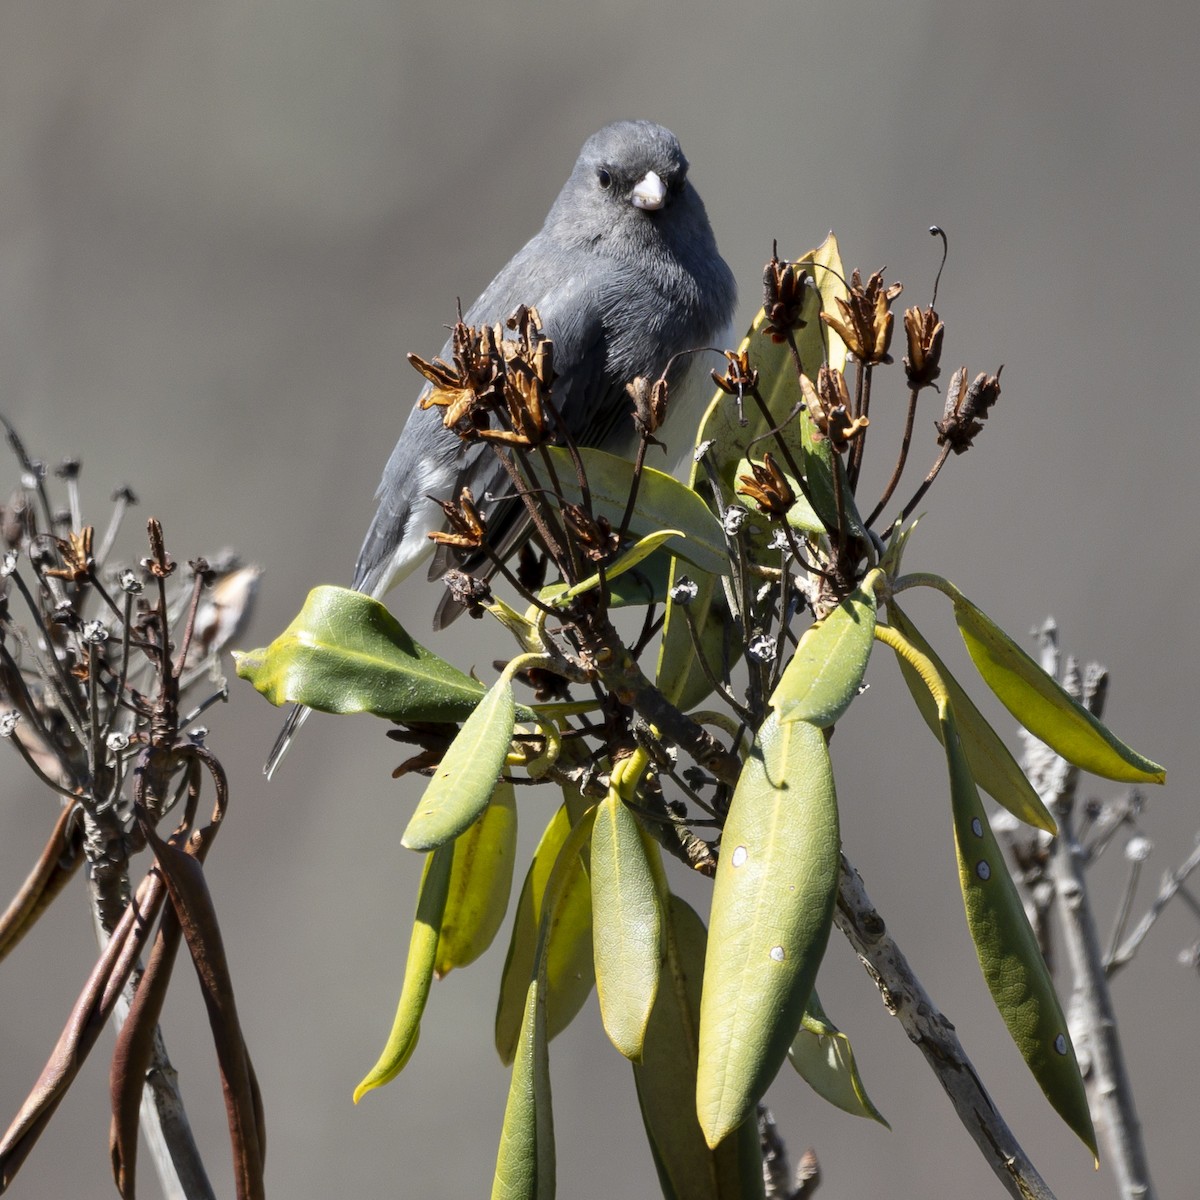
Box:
left=596, top=168, right=612, bottom=190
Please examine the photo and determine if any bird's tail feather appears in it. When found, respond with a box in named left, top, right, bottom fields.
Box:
left=264, top=703, right=312, bottom=779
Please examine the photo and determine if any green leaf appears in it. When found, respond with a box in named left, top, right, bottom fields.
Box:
left=772, top=569, right=881, bottom=726
left=434, top=782, right=518, bottom=977
left=540, top=553, right=671, bottom=610
left=543, top=446, right=727, bottom=577
left=402, top=676, right=516, bottom=852
left=492, top=971, right=554, bottom=1200
left=590, top=794, right=663, bottom=1061
left=886, top=600, right=1056, bottom=834
left=550, top=529, right=683, bottom=603
left=353, top=842, right=454, bottom=1102
left=495, top=797, right=595, bottom=1066
left=953, top=592, right=1165, bottom=784
left=787, top=989, right=888, bottom=1126
left=235, top=585, right=484, bottom=720
left=942, top=704, right=1097, bottom=1158
left=491, top=804, right=598, bottom=1200
left=697, top=715, right=840, bottom=1148
left=634, top=895, right=765, bottom=1200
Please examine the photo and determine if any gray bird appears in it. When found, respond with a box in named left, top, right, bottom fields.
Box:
left=266, top=120, right=736, bottom=776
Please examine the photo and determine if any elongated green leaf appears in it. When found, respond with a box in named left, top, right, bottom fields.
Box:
left=552, top=530, right=682, bottom=603
left=787, top=989, right=888, bottom=1126
left=353, top=842, right=454, bottom=1101
left=953, top=593, right=1165, bottom=784
left=235, top=585, right=484, bottom=720
left=697, top=715, right=840, bottom=1148
left=402, top=676, right=515, bottom=851
left=539, top=554, right=671, bottom=610
left=886, top=601, right=1055, bottom=833
left=492, top=805, right=597, bottom=1200
left=495, top=798, right=595, bottom=1065
left=773, top=569, right=881, bottom=726
left=942, top=705, right=1097, bottom=1158
left=634, top=895, right=765, bottom=1200
left=435, top=782, right=518, bottom=977
left=544, top=446, right=726, bottom=576
left=492, top=972, right=554, bottom=1200
left=590, top=795, right=662, bottom=1061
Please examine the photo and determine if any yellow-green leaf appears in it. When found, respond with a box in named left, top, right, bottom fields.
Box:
left=590, top=794, right=663, bottom=1061
left=787, top=989, right=888, bottom=1126
left=235, top=585, right=484, bottom=720
left=697, top=715, right=840, bottom=1148
left=953, top=592, right=1165, bottom=784
left=495, top=797, right=595, bottom=1065
left=402, top=676, right=515, bottom=852
left=657, top=565, right=727, bottom=712
left=634, top=895, right=765, bottom=1200
left=491, top=804, right=597, bottom=1200
left=353, top=842, right=454, bottom=1101
left=435, top=782, right=518, bottom=977
left=943, top=704, right=1097, bottom=1158
left=550, top=530, right=683, bottom=603
left=886, top=600, right=1055, bottom=833
left=492, top=972, right=554, bottom=1200
left=772, top=569, right=881, bottom=726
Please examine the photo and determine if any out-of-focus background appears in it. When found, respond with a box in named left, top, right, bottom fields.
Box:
left=2, top=2, right=1197, bottom=1197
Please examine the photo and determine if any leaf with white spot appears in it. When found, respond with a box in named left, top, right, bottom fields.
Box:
left=696, top=715, right=840, bottom=1148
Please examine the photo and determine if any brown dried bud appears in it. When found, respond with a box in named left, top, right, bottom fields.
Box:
left=627, top=375, right=670, bottom=440
left=737, top=452, right=796, bottom=518
left=935, top=366, right=1002, bottom=454
left=800, top=367, right=869, bottom=450
left=822, top=268, right=903, bottom=365
left=428, top=487, right=488, bottom=550
left=43, top=525, right=94, bottom=582
left=411, top=319, right=504, bottom=437
left=711, top=348, right=759, bottom=396
left=903, top=306, right=945, bottom=389
left=561, top=503, right=620, bottom=562
left=762, top=248, right=810, bottom=343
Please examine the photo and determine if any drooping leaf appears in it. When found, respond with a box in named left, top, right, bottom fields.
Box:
left=886, top=600, right=1055, bottom=833
left=590, top=794, right=662, bottom=1061
left=787, top=989, right=888, bottom=1126
left=402, top=675, right=515, bottom=851
left=235, top=586, right=483, bottom=720
left=544, top=447, right=726, bottom=577
left=697, top=715, right=840, bottom=1148
left=491, top=805, right=597, bottom=1200
left=634, top=895, right=765, bottom=1200
left=942, top=704, right=1097, bottom=1159
left=435, top=782, right=518, bottom=977
left=772, top=569, right=881, bottom=727
left=495, top=797, right=595, bottom=1066
left=953, top=591, right=1165, bottom=784
left=492, top=972, right=554, bottom=1200
left=353, top=842, right=455, bottom=1102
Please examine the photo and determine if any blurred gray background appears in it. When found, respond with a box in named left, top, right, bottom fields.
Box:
left=1, top=1, right=1197, bottom=1196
